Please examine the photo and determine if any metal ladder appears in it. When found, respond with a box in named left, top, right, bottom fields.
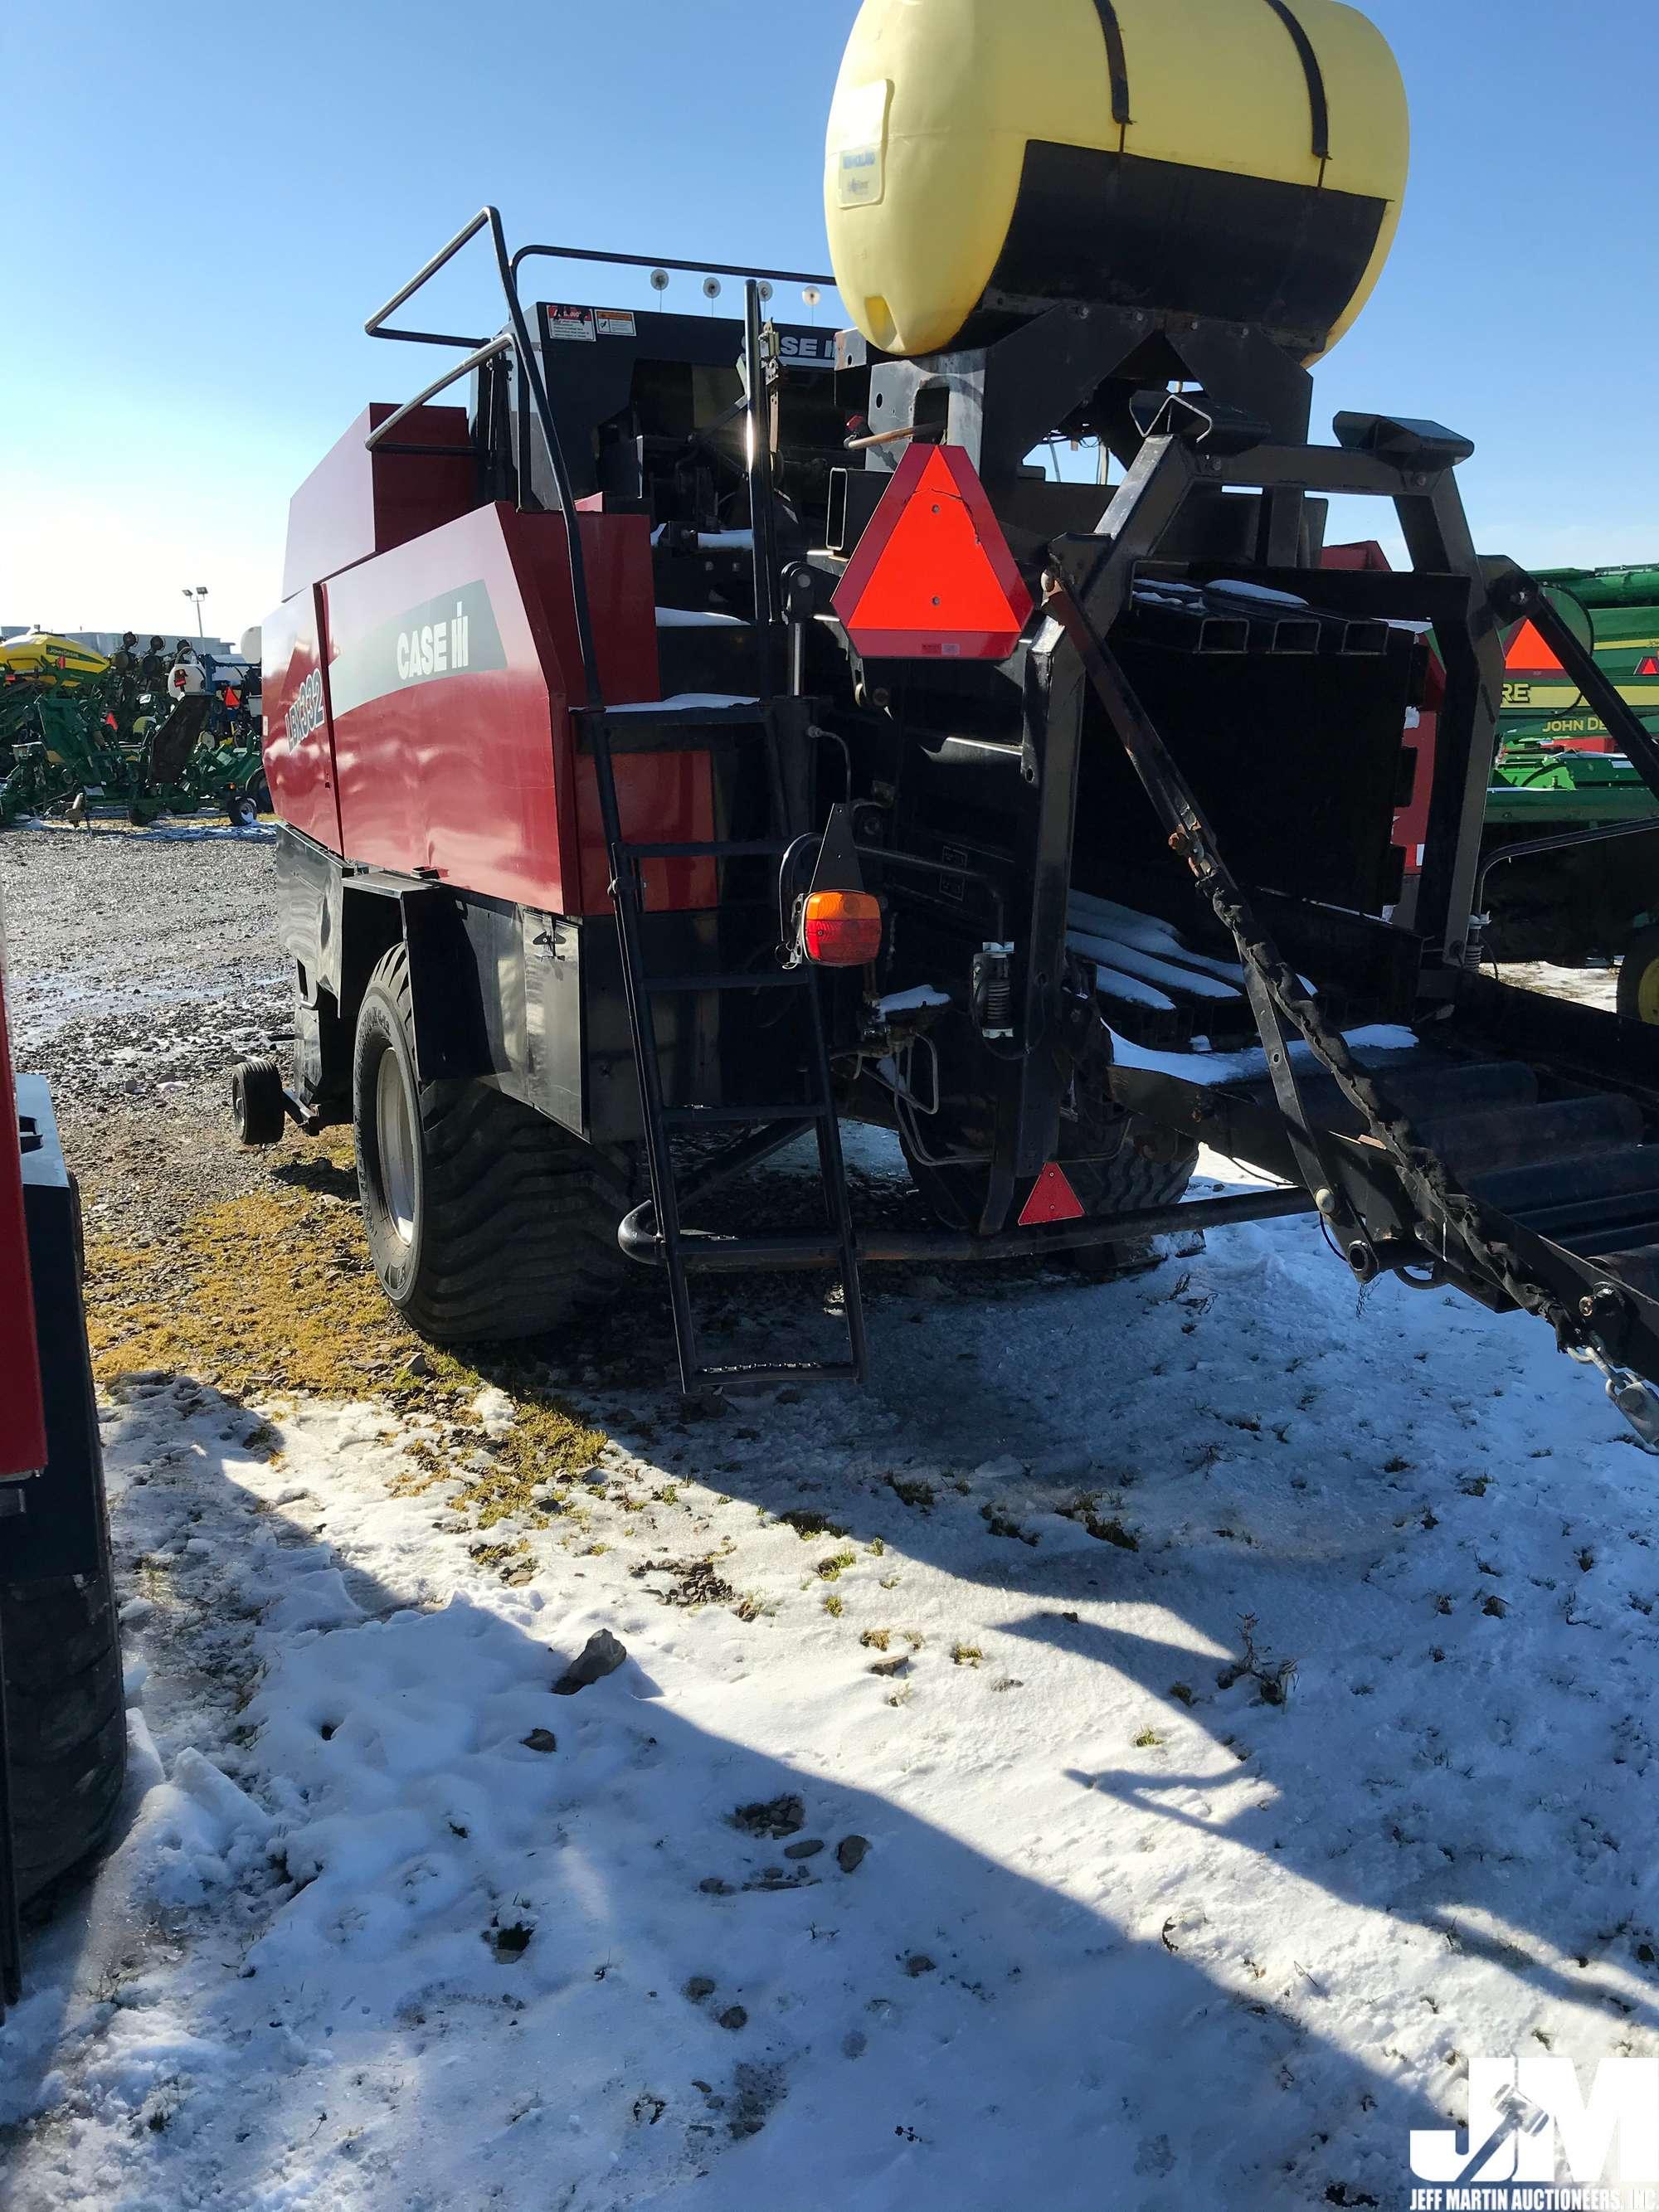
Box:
left=580, top=698, right=869, bottom=1397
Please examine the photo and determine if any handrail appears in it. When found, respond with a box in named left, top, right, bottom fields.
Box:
left=364, top=335, right=513, bottom=453
left=743, top=278, right=782, bottom=698
left=509, top=241, right=834, bottom=291
left=364, top=208, right=496, bottom=350
left=362, top=207, right=602, bottom=710
left=1475, top=814, right=1659, bottom=919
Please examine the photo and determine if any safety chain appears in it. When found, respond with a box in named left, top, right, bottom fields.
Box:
left=1178, top=829, right=1577, bottom=1342
left=1044, top=576, right=1633, bottom=1401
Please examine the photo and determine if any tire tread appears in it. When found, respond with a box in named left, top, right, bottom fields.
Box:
left=355, top=945, right=630, bottom=1344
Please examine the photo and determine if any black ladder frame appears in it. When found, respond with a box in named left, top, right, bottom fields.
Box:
left=576, top=280, right=869, bottom=1393
left=581, top=698, right=869, bottom=1394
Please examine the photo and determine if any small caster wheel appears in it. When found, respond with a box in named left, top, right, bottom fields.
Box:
left=226, top=790, right=257, bottom=828
left=231, top=1055, right=286, bottom=1146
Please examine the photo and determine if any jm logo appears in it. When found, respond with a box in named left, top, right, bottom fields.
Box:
left=1411, top=2055, right=1659, bottom=2190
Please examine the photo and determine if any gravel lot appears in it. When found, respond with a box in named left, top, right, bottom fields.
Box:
left=0, top=822, right=288, bottom=1240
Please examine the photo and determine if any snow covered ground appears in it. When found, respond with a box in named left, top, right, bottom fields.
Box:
left=6, top=1138, right=1659, bottom=2210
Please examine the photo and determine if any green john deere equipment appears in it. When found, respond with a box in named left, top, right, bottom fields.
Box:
left=0, top=664, right=265, bottom=829
left=1477, top=565, right=1659, bottom=997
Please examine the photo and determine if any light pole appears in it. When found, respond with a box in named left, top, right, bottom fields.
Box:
left=182, top=586, right=208, bottom=640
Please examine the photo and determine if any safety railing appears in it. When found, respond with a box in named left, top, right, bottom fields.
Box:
left=362, top=208, right=604, bottom=708
left=362, top=211, right=838, bottom=717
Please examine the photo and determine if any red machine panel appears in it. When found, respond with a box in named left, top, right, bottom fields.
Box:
left=283, top=405, right=477, bottom=601
left=323, top=503, right=713, bottom=915
left=1323, top=540, right=1435, bottom=886
left=262, top=585, right=343, bottom=853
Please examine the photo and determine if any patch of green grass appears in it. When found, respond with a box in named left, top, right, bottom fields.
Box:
left=823, top=1592, right=844, bottom=1618
left=885, top=1475, right=935, bottom=1513
left=780, top=1508, right=849, bottom=1541
left=951, top=1642, right=982, bottom=1669
left=85, top=1130, right=604, bottom=1528
left=470, top=1539, right=529, bottom=1572
left=1086, top=1515, right=1139, bottom=1551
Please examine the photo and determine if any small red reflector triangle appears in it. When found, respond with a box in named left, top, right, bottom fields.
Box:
left=1637, top=655, right=1659, bottom=678
left=1018, top=1162, right=1087, bottom=1228
left=1505, top=618, right=1564, bottom=673
left=832, top=443, right=1034, bottom=662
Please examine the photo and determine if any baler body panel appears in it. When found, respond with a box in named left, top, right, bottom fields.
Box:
left=282, top=404, right=477, bottom=602
left=262, top=584, right=343, bottom=854
left=316, top=502, right=713, bottom=916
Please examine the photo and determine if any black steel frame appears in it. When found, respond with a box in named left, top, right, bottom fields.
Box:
left=1039, top=416, right=1510, bottom=972
left=348, top=217, right=1659, bottom=1384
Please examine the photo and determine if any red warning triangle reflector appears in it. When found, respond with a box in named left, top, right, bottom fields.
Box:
left=1637, top=655, right=1659, bottom=678
left=832, top=442, right=1035, bottom=662
left=1018, top=1162, right=1087, bottom=1228
left=1505, top=617, right=1564, bottom=673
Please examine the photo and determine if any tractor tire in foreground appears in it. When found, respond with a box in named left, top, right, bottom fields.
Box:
left=353, top=943, right=629, bottom=1344
left=2, top=1509, right=125, bottom=1909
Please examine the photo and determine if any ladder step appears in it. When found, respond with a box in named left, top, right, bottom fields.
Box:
left=695, top=1363, right=862, bottom=1388
left=663, top=1101, right=830, bottom=1126
left=636, top=1228, right=847, bottom=1272
left=645, top=970, right=801, bottom=993
left=578, top=702, right=769, bottom=755
left=581, top=700, right=766, bottom=727
left=621, top=839, right=790, bottom=861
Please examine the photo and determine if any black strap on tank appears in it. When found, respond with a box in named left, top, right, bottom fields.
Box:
left=1087, top=0, right=1133, bottom=128
left=1258, top=0, right=1331, bottom=164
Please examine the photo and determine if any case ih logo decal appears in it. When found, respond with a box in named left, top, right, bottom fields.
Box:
left=776, top=330, right=835, bottom=366
left=328, top=581, right=507, bottom=720
left=397, top=605, right=469, bottom=683
left=285, top=668, right=326, bottom=752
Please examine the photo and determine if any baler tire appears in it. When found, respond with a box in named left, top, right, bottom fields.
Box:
left=1059, top=1135, right=1199, bottom=1280
left=353, top=943, right=629, bottom=1344
left=1, top=1437, right=127, bottom=1910
left=1618, top=924, right=1659, bottom=1025
left=902, top=1114, right=1197, bottom=1272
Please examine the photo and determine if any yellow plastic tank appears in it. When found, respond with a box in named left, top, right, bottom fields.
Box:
left=825, top=0, right=1408, bottom=362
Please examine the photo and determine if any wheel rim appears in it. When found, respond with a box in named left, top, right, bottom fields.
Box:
left=1637, top=960, right=1659, bottom=1026
left=376, top=1049, right=419, bottom=1243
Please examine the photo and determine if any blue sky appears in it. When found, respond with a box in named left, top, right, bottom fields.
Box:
left=4, top=0, right=1655, bottom=635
